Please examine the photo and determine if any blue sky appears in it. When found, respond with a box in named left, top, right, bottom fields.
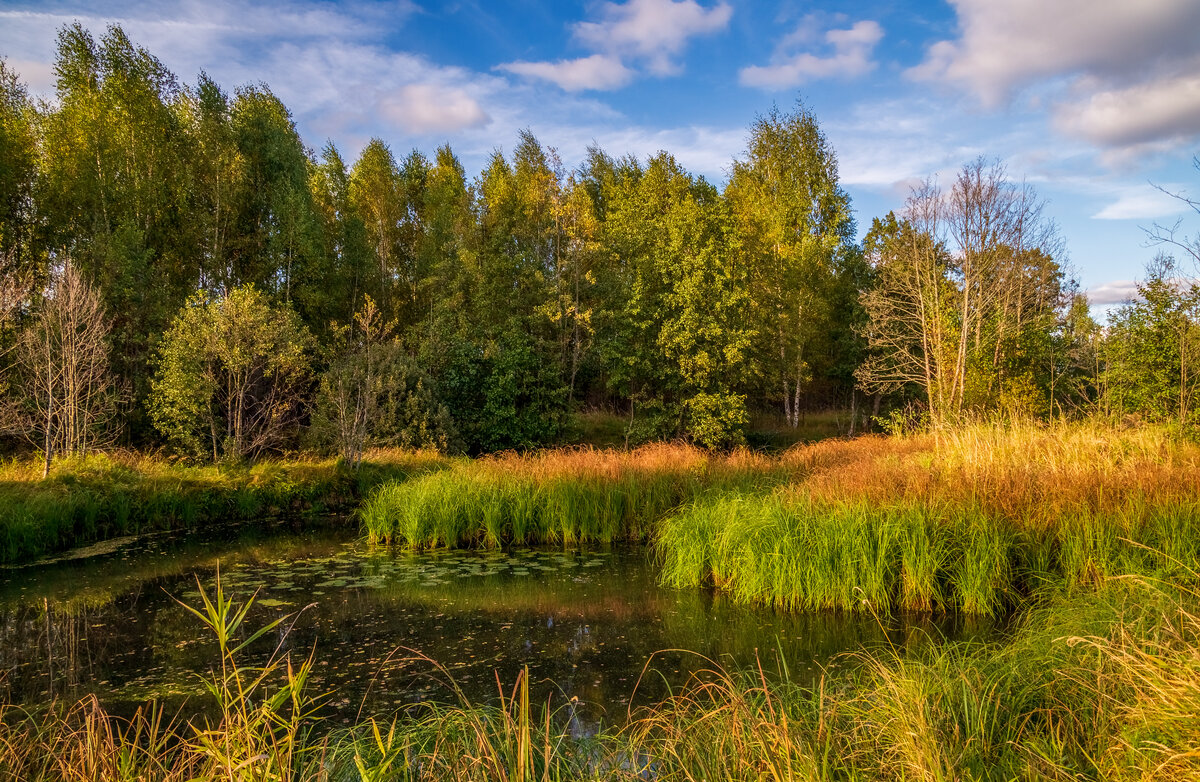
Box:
left=2, top=0, right=1199, bottom=312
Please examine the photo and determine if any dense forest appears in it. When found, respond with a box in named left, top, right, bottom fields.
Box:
left=0, top=24, right=1196, bottom=464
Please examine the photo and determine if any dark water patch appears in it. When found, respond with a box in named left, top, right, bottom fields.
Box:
left=0, top=520, right=998, bottom=734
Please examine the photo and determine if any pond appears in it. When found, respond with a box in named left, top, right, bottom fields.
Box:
left=0, top=518, right=996, bottom=734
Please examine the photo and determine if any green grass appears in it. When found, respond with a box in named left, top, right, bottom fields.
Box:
left=0, top=450, right=449, bottom=565
left=657, top=492, right=1200, bottom=615
left=360, top=444, right=785, bottom=549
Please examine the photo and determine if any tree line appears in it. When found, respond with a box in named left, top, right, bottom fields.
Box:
left=0, top=25, right=1196, bottom=465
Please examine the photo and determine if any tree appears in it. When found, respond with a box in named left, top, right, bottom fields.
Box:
left=39, top=24, right=192, bottom=434
left=6, top=261, right=118, bottom=474
left=856, top=204, right=958, bottom=423
left=349, top=139, right=404, bottom=320
left=0, top=60, right=39, bottom=280
left=726, top=104, right=855, bottom=427
left=182, top=73, right=245, bottom=295
left=595, top=152, right=754, bottom=447
left=857, top=162, right=1068, bottom=424
left=1104, top=254, right=1200, bottom=426
left=311, top=296, right=458, bottom=464
left=1146, top=155, right=1200, bottom=268
left=150, top=285, right=314, bottom=461
left=308, top=141, right=373, bottom=332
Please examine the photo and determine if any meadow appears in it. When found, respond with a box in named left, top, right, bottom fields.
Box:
left=5, top=422, right=1200, bottom=779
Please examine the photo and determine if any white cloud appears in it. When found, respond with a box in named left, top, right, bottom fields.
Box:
left=497, top=54, right=633, bottom=92
left=1092, top=185, right=1191, bottom=221
left=908, top=0, right=1200, bottom=155
left=1087, top=279, right=1139, bottom=306
left=740, top=20, right=883, bottom=90
left=1056, top=73, right=1200, bottom=150
left=574, top=0, right=732, bottom=76
left=908, top=0, right=1200, bottom=104
left=380, top=84, right=490, bottom=134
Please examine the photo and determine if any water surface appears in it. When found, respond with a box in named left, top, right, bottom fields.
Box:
left=0, top=519, right=993, bottom=732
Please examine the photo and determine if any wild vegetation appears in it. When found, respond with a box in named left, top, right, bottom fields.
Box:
left=0, top=449, right=446, bottom=563
left=1, top=24, right=1196, bottom=473
left=359, top=423, right=1200, bottom=615
left=1, top=21, right=1200, bottom=781
left=4, top=571, right=1200, bottom=780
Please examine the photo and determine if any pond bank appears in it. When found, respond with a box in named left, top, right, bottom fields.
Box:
left=0, top=450, right=449, bottom=564
left=362, top=424, right=1200, bottom=615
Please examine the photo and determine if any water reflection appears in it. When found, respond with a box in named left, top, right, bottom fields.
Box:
left=0, top=520, right=997, bottom=733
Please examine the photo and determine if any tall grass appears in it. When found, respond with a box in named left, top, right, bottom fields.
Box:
left=620, top=575, right=1200, bottom=781
left=361, top=444, right=783, bottom=548
left=658, top=422, right=1200, bottom=615
left=0, top=449, right=449, bottom=564
left=658, top=493, right=1200, bottom=615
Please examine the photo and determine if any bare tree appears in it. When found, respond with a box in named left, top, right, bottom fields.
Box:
left=7, top=261, right=118, bottom=475
left=858, top=160, right=1064, bottom=424
left=857, top=184, right=961, bottom=425
left=1146, top=155, right=1200, bottom=269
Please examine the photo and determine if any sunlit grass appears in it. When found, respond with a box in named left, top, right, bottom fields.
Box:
left=361, top=444, right=784, bottom=548
left=0, top=449, right=450, bottom=564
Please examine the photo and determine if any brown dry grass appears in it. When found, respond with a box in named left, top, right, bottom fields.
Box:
left=779, top=422, right=1200, bottom=521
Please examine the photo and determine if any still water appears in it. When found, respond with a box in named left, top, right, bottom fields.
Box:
left=0, top=518, right=993, bottom=732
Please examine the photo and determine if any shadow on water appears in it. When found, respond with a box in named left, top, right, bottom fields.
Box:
left=0, top=518, right=1002, bottom=735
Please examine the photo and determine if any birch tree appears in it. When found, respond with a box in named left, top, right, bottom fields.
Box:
left=9, top=261, right=118, bottom=474
left=726, top=104, right=854, bottom=427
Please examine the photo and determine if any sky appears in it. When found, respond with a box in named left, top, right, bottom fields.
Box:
left=2, top=0, right=1198, bottom=314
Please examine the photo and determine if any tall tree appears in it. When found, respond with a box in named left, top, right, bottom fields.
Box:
left=309, top=141, right=373, bottom=331
left=349, top=139, right=404, bottom=321
left=0, top=60, right=39, bottom=280
left=39, top=24, right=191, bottom=436
left=228, top=85, right=319, bottom=309
left=726, top=104, right=855, bottom=426
left=182, top=73, right=244, bottom=295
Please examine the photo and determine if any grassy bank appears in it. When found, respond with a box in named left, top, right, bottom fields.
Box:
left=659, top=493, right=1200, bottom=615
left=0, top=450, right=449, bottom=565
left=3, top=574, right=1199, bottom=780
left=360, top=423, right=1200, bottom=615
left=361, top=444, right=785, bottom=548
left=658, top=424, right=1200, bottom=615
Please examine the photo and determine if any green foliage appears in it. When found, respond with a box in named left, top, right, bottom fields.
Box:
left=2, top=22, right=1191, bottom=460
left=1104, top=254, right=1200, bottom=426
left=0, top=59, right=38, bottom=272
left=150, top=286, right=314, bottom=461
left=312, top=341, right=458, bottom=456
left=726, top=102, right=857, bottom=427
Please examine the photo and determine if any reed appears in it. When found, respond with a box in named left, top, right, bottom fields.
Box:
left=360, top=444, right=783, bottom=548
left=657, top=491, right=1200, bottom=615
